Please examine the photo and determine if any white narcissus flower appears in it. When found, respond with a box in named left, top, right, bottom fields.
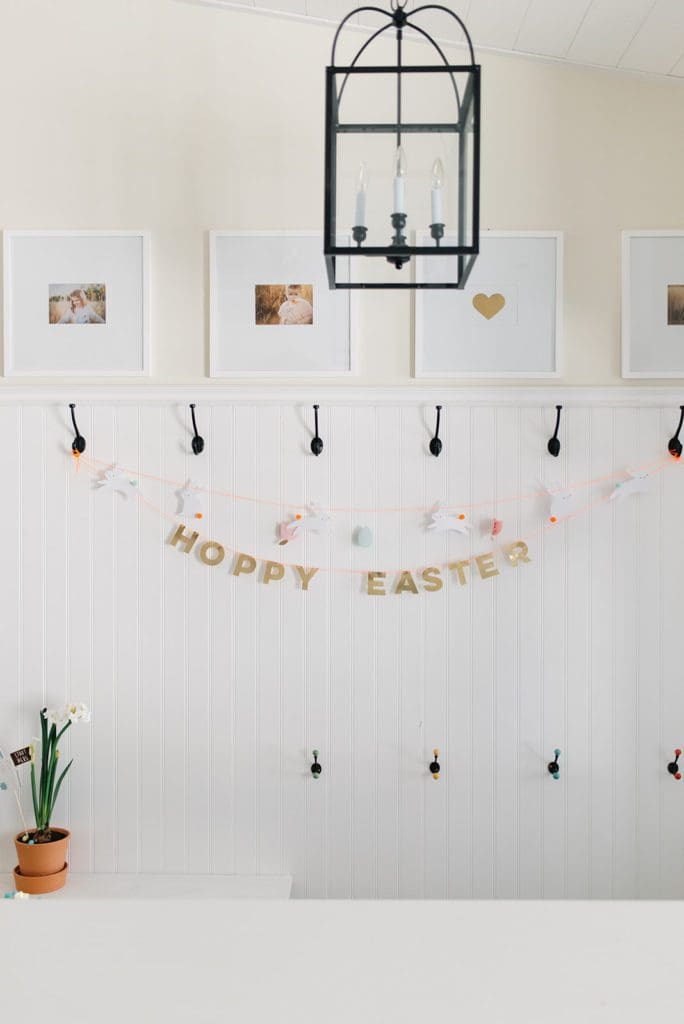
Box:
left=43, top=706, right=68, bottom=727
left=43, top=703, right=91, bottom=727
left=67, top=703, right=91, bottom=724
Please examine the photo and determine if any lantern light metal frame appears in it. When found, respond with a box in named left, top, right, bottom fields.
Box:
left=324, top=0, right=480, bottom=289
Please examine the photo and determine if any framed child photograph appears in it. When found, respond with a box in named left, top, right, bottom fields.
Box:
left=210, top=231, right=356, bottom=376
left=3, top=230, right=150, bottom=376
left=414, top=230, right=563, bottom=378
left=622, top=230, right=684, bottom=378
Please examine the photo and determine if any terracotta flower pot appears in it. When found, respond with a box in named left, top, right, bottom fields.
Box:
left=14, top=829, right=70, bottom=878
left=13, top=862, right=68, bottom=895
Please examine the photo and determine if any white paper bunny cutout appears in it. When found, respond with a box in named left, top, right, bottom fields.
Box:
left=292, top=504, right=333, bottom=537
left=545, top=483, right=576, bottom=523
left=97, top=468, right=139, bottom=498
left=278, top=504, right=333, bottom=544
left=609, top=469, right=650, bottom=502
left=427, top=505, right=471, bottom=535
left=179, top=481, right=204, bottom=521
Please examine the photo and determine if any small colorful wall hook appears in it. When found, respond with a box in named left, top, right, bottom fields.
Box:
left=547, top=748, right=561, bottom=779
left=69, top=403, right=86, bottom=457
left=667, top=749, right=682, bottom=780
left=429, top=748, right=441, bottom=779
left=668, top=406, right=684, bottom=459
left=310, top=749, right=322, bottom=779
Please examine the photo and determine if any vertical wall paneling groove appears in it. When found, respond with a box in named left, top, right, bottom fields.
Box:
left=589, top=407, right=614, bottom=896
left=635, top=409, right=660, bottom=896
left=444, top=406, right=471, bottom=898
left=0, top=399, right=683, bottom=900
left=494, top=406, right=520, bottom=897
left=565, top=407, right=591, bottom=897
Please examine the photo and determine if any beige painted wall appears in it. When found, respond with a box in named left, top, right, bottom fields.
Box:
left=0, top=0, right=683, bottom=387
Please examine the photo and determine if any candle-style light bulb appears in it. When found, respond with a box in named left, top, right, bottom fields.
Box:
left=431, top=158, right=444, bottom=188
left=393, top=145, right=407, bottom=214
left=354, top=161, right=368, bottom=227
left=431, top=157, right=444, bottom=225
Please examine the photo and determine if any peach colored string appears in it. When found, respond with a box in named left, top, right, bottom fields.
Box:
left=77, top=452, right=675, bottom=516
left=77, top=457, right=676, bottom=578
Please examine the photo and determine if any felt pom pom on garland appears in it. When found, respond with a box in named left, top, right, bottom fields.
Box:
left=354, top=526, right=374, bottom=548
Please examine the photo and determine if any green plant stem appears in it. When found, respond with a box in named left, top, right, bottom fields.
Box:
left=39, top=710, right=48, bottom=825
left=30, top=762, right=39, bottom=827
left=50, top=759, right=73, bottom=820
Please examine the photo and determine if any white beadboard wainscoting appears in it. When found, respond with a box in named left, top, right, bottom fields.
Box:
left=0, top=392, right=683, bottom=899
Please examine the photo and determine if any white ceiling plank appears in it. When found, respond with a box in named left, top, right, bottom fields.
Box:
left=175, top=0, right=684, bottom=81
left=305, top=0, right=355, bottom=22
left=465, top=0, right=532, bottom=52
left=253, top=0, right=307, bottom=14
left=619, top=0, right=684, bottom=73
left=514, top=0, right=594, bottom=57
left=566, top=0, right=657, bottom=67
left=404, top=7, right=474, bottom=50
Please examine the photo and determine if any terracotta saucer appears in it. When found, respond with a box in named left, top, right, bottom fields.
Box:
left=13, top=862, right=68, bottom=895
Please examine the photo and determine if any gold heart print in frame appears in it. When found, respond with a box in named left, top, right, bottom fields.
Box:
left=472, top=293, right=506, bottom=320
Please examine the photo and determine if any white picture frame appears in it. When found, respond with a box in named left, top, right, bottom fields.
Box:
left=414, top=230, right=563, bottom=379
left=210, top=231, right=356, bottom=377
left=622, top=230, right=684, bottom=379
left=3, top=230, right=150, bottom=377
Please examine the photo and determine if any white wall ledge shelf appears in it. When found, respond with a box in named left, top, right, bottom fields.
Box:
left=0, top=383, right=681, bottom=405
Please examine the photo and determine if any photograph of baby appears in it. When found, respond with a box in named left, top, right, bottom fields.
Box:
left=667, top=285, right=684, bottom=326
left=49, top=284, right=106, bottom=325
left=255, top=284, right=313, bottom=326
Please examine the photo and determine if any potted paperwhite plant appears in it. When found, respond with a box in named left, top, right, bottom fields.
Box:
left=14, top=703, right=91, bottom=894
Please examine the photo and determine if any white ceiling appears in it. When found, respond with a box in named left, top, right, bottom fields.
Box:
left=184, top=0, right=684, bottom=79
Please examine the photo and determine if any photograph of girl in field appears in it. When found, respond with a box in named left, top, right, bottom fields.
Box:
left=49, top=284, right=106, bottom=324
left=667, top=284, right=684, bottom=326
left=255, top=284, right=313, bottom=325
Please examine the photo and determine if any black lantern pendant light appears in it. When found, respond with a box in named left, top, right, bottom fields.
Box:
left=324, top=0, right=480, bottom=289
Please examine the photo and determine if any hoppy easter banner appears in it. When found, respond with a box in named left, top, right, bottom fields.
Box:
left=168, top=522, right=533, bottom=595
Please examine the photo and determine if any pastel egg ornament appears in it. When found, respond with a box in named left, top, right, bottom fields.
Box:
left=354, top=526, right=373, bottom=548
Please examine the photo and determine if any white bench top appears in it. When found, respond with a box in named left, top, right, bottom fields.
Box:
left=2, top=871, right=292, bottom=899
